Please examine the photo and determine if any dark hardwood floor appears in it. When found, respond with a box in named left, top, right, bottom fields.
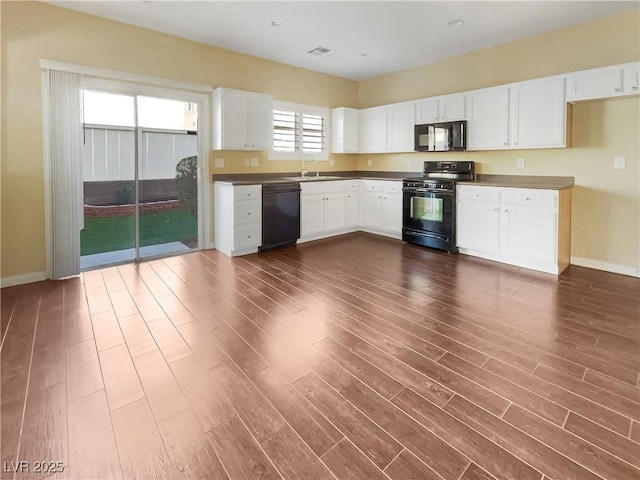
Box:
left=1, top=232, right=639, bottom=479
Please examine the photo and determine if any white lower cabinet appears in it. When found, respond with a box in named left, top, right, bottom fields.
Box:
left=214, top=183, right=262, bottom=256
left=298, top=179, right=401, bottom=242
left=360, top=180, right=403, bottom=238
left=300, top=181, right=349, bottom=240
left=457, top=185, right=571, bottom=274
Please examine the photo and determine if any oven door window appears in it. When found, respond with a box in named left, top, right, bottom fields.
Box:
left=403, top=191, right=454, bottom=236
left=411, top=196, right=443, bottom=222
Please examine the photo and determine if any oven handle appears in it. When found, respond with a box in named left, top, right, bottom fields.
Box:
left=402, top=187, right=453, bottom=194
left=406, top=230, right=451, bottom=243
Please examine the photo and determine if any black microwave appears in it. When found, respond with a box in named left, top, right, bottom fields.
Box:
left=415, top=120, right=467, bottom=152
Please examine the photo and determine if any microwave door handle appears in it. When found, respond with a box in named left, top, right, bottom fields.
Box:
left=448, top=125, right=454, bottom=150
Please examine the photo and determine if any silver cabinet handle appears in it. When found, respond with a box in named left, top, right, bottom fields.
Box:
left=614, top=88, right=622, bottom=92
left=248, top=235, right=251, bottom=238
left=248, top=212, right=251, bottom=215
left=632, top=86, right=639, bottom=90
left=525, top=197, right=530, bottom=201
left=494, top=208, right=499, bottom=211
left=503, top=142, right=508, bottom=146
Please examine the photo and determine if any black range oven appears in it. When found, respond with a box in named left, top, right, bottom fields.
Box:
left=402, top=161, right=475, bottom=254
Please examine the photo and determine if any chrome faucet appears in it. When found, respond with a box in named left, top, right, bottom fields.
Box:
left=301, top=155, right=307, bottom=177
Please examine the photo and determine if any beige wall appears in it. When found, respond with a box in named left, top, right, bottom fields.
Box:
left=1, top=2, right=639, bottom=279
left=357, top=9, right=640, bottom=274
left=358, top=9, right=640, bottom=107
left=0, top=1, right=357, bottom=278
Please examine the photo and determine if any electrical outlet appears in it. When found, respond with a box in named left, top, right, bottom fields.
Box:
left=329, top=158, right=335, bottom=167
left=516, top=157, right=525, bottom=169
left=250, top=158, right=259, bottom=167
left=244, top=158, right=250, bottom=167
left=214, top=158, right=224, bottom=168
left=367, top=159, right=373, bottom=167
left=614, top=156, right=626, bottom=169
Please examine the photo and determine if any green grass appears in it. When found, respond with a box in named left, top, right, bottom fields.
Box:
left=81, top=209, right=197, bottom=256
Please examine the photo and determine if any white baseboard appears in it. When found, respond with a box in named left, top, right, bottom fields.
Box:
left=1, top=271, right=49, bottom=288
left=570, top=256, right=640, bottom=278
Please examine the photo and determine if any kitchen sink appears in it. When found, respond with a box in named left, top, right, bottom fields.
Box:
left=284, top=175, right=343, bottom=181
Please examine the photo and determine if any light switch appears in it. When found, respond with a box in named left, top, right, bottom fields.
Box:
left=250, top=158, right=259, bottom=167
left=614, top=156, right=626, bottom=169
left=516, top=157, right=525, bottom=169
left=367, top=159, right=373, bottom=167
left=244, top=158, right=250, bottom=167
left=214, top=158, right=224, bottom=168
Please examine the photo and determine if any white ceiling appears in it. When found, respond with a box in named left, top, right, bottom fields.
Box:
left=49, top=1, right=639, bottom=81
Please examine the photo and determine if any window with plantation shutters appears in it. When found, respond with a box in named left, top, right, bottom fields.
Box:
left=272, top=102, right=328, bottom=160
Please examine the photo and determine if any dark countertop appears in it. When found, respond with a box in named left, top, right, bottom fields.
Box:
left=212, top=171, right=574, bottom=190
left=212, top=171, right=411, bottom=185
left=459, top=174, right=574, bottom=190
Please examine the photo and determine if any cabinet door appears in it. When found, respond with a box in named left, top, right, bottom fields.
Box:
left=359, top=106, right=388, bottom=153
left=388, top=102, right=415, bottom=152
left=566, top=67, right=624, bottom=101
left=466, top=87, right=509, bottom=150
left=510, top=78, right=566, bottom=148
left=300, top=194, right=326, bottom=236
left=456, top=201, right=501, bottom=254
left=439, top=94, right=466, bottom=121
left=415, top=98, right=439, bottom=124
left=248, top=93, right=273, bottom=150
left=363, top=191, right=385, bottom=229
left=346, top=192, right=359, bottom=228
left=324, top=193, right=347, bottom=231
left=624, top=64, right=640, bottom=94
left=382, top=192, right=403, bottom=234
left=331, top=107, right=360, bottom=153
left=221, top=90, right=250, bottom=149
left=502, top=206, right=557, bottom=265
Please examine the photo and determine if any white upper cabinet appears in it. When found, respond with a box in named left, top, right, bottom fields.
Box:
left=331, top=107, right=359, bottom=153
left=565, top=63, right=639, bottom=102
left=387, top=101, right=415, bottom=152
left=624, top=63, right=640, bottom=94
left=359, top=106, right=388, bottom=153
left=466, top=87, right=510, bottom=150
left=509, top=77, right=566, bottom=149
left=358, top=102, right=414, bottom=153
left=213, top=88, right=273, bottom=151
left=415, top=93, right=466, bottom=124
left=467, top=78, right=566, bottom=150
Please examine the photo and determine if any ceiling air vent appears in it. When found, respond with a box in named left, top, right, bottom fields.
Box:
left=307, top=46, right=334, bottom=56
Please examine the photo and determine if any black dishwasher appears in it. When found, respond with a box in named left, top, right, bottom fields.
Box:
left=260, top=182, right=301, bottom=251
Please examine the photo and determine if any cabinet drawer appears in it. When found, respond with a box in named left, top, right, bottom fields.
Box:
left=234, top=185, right=261, bottom=201
left=235, top=223, right=261, bottom=249
left=362, top=180, right=383, bottom=192
left=502, top=188, right=557, bottom=208
left=383, top=181, right=402, bottom=194
left=345, top=181, right=360, bottom=191
left=301, top=180, right=345, bottom=195
left=235, top=200, right=261, bottom=225
left=457, top=185, right=501, bottom=203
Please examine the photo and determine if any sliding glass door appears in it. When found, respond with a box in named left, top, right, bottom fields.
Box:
left=80, top=87, right=200, bottom=269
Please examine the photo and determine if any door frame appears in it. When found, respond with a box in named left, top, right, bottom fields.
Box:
left=42, top=62, right=213, bottom=278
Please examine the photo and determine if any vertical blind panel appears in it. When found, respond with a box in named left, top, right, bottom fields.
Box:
left=49, top=69, right=84, bottom=279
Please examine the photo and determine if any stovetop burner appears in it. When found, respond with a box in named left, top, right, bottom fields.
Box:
left=403, top=161, right=475, bottom=191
